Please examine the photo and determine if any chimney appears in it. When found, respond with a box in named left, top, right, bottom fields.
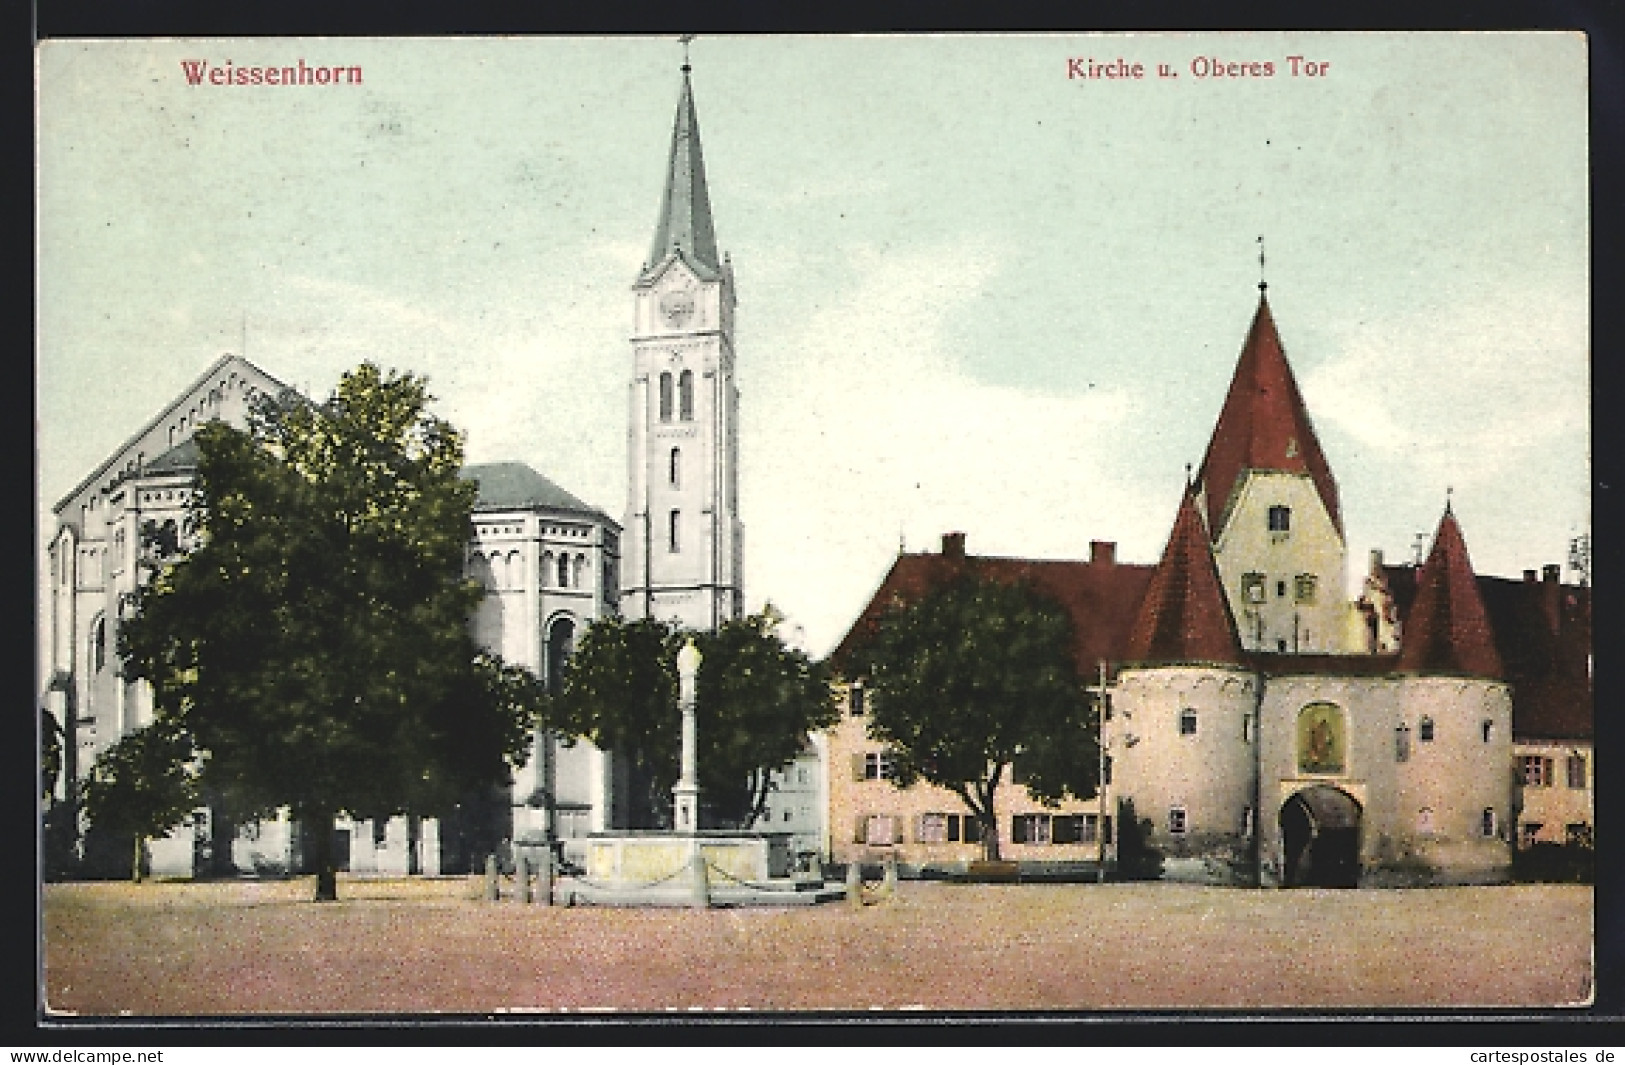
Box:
left=1090, top=540, right=1116, bottom=566
left=1523, top=569, right=1538, bottom=583
left=1541, top=563, right=1562, bottom=635
left=941, top=531, right=966, bottom=559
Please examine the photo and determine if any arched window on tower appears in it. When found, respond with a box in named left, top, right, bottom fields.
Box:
left=557, top=553, right=571, bottom=588
left=679, top=370, right=694, bottom=421
left=669, top=509, right=681, bottom=553
left=659, top=373, right=674, bottom=422
left=573, top=554, right=587, bottom=589
left=90, top=615, right=107, bottom=674
left=670, top=447, right=681, bottom=488
left=540, top=551, right=553, bottom=588
left=546, top=617, right=576, bottom=695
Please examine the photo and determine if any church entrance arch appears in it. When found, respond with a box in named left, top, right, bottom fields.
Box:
left=1279, top=786, right=1362, bottom=888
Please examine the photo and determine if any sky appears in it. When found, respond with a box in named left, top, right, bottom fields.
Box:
left=36, top=33, right=1589, bottom=659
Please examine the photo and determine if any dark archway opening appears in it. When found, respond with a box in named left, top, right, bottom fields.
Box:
left=1280, top=786, right=1362, bottom=888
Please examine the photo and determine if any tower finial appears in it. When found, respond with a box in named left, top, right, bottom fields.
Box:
left=1445, top=485, right=1454, bottom=515
left=1184, top=461, right=1193, bottom=488
left=1257, top=235, right=1267, bottom=293
left=680, top=33, right=695, bottom=73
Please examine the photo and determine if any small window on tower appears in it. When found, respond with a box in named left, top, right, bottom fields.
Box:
left=1294, top=574, right=1318, bottom=603
left=1178, top=708, right=1197, bottom=736
left=668, top=510, right=681, bottom=554
left=678, top=370, right=694, bottom=421
left=1268, top=505, right=1292, bottom=533
left=1242, top=572, right=1267, bottom=604
left=658, top=372, right=674, bottom=422
left=1419, top=716, right=1435, bottom=743
left=669, top=447, right=681, bottom=488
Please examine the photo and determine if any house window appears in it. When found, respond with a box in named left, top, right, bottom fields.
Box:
left=917, top=812, right=949, bottom=843
left=90, top=615, right=107, bottom=673
left=374, top=819, right=388, bottom=847
left=1565, top=823, right=1593, bottom=847
left=1481, top=719, right=1494, bottom=743
left=849, top=682, right=866, bottom=716
left=1242, top=715, right=1255, bottom=743
left=1395, top=724, right=1411, bottom=763
left=1268, top=505, right=1291, bottom=533
left=669, top=447, right=681, bottom=488
left=668, top=509, right=681, bottom=553
left=1101, top=755, right=1113, bottom=786
left=1417, top=807, right=1435, bottom=834
left=1178, top=708, right=1198, bottom=736
left=946, top=814, right=982, bottom=844
left=1168, top=807, right=1188, bottom=835
left=658, top=372, right=674, bottom=422
left=1276, top=579, right=1288, bottom=599
left=1418, top=716, right=1435, bottom=743
left=1012, top=813, right=1052, bottom=845
left=1566, top=753, right=1588, bottom=789
left=1242, top=572, right=1266, bottom=604
left=678, top=370, right=694, bottom=421
left=1294, top=574, right=1318, bottom=603
left=1521, top=755, right=1554, bottom=787
left=862, top=751, right=896, bottom=781
left=1520, top=822, right=1543, bottom=848
left=858, top=814, right=900, bottom=847
left=1480, top=808, right=1498, bottom=839
left=1054, top=815, right=1087, bottom=845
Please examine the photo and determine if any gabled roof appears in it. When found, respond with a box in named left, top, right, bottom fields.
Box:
left=461, top=461, right=613, bottom=523
left=829, top=539, right=1154, bottom=680
left=1123, top=487, right=1244, bottom=666
left=1395, top=507, right=1504, bottom=678
left=1195, top=292, right=1342, bottom=538
left=639, top=68, right=722, bottom=284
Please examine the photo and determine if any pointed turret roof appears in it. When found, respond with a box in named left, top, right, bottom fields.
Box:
left=641, top=66, right=721, bottom=283
left=1195, top=292, right=1342, bottom=538
left=1397, top=505, right=1504, bottom=678
left=1124, top=486, right=1244, bottom=666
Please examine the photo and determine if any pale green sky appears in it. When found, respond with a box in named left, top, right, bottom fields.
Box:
left=37, top=33, right=1589, bottom=657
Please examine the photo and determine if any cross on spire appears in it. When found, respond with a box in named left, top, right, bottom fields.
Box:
left=1257, top=235, right=1268, bottom=293
left=680, top=34, right=695, bottom=72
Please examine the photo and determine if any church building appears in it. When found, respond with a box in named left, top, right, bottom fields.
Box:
left=828, top=284, right=1591, bottom=888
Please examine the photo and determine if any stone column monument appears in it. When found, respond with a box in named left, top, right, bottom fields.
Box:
left=673, top=639, right=701, bottom=832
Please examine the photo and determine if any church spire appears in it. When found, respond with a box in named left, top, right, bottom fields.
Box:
left=1125, top=485, right=1244, bottom=666
left=1194, top=287, right=1342, bottom=538
left=1397, top=504, right=1504, bottom=677
left=644, top=55, right=721, bottom=281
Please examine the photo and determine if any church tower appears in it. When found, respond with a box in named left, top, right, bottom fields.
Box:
left=621, top=57, right=744, bottom=631
left=1193, top=283, right=1356, bottom=654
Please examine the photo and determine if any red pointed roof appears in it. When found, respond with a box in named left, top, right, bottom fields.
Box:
left=1124, top=488, right=1244, bottom=666
left=1195, top=292, right=1342, bottom=538
left=1396, top=508, right=1504, bottom=678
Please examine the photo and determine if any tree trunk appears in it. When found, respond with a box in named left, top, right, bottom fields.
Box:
left=308, top=810, right=337, bottom=901
left=132, top=834, right=145, bottom=883
left=980, top=782, right=1001, bottom=862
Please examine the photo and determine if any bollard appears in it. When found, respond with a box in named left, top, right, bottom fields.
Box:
left=882, top=851, right=898, bottom=898
left=538, top=845, right=554, bottom=906
left=689, top=849, right=710, bottom=909
left=484, top=853, right=500, bottom=901
left=846, top=861, right=863, bottom=909
left=516, top=853, right=531, bottom=904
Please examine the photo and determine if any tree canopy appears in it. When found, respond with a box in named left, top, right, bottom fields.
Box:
left=849, top=571, right=1097, bottom=861
left=548, top=609, right=836, bottom=829
left=80, top=721, right=201, bottom=882
left=120, top=363, right=543, bottom=899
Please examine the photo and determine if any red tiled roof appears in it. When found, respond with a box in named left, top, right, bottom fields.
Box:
left=1396, top=509, right=1504, bottom=679
left=829, top=546, right=1154, bottom=681
left=1124, top=488, right=1244, bottom=666
left=1195, top=293, right=1342, bottom=538
left=1385, top=562, right=1592, bottom=741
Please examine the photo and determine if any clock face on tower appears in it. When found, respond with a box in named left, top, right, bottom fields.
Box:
left=659, top=286, right=696, bottom=328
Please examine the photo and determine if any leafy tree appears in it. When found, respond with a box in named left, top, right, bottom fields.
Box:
left=81, top=722, right=201, bottom=882
left=1112, top=797, right=1164, bottom=881
left=120, top=364, right=542, bottom=900
left=549, top=609, right=836, bottom=829
left=41, top=705, right=63, bottom=802
left=850, top=571, right=1097, bottom=861
left=695, top=609, right=838, bottom=827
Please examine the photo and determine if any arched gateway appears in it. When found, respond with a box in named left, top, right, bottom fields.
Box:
left=1279, top=786, right=1362, bottom=887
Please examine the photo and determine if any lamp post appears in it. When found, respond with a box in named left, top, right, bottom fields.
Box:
left=673, top=639, right=701, bottom=833
left=1089, top=660, right=1110, bottom=884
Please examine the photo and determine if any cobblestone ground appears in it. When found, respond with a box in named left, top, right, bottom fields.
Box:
left=42, top=878, right=1593, bottom=1015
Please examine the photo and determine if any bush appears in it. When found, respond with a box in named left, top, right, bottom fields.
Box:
left=1113, top=797, right=1164, bottom=881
